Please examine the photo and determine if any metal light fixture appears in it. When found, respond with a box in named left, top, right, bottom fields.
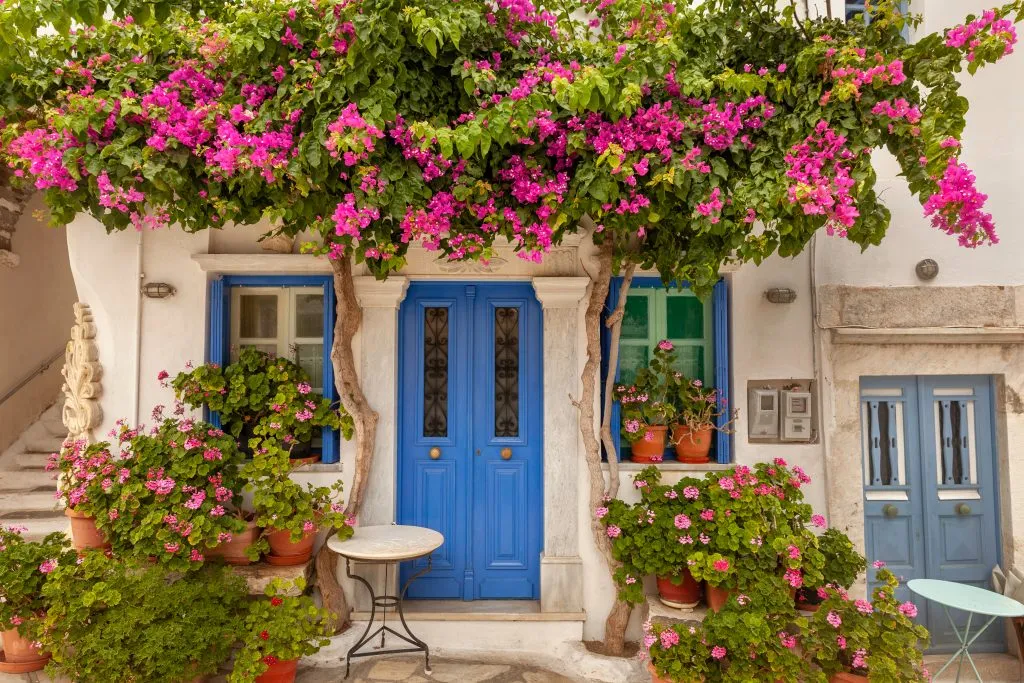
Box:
left=141, top=282, right=176, bottom=299
left=765, top=287, right=797, bottom=304
left=915, top=258, right=939, bottom=281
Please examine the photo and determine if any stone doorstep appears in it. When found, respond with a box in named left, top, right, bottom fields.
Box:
left=642, top=593, right=819, bottom=629
left=351, top=599, right=586, bottom=622
left=231, top=559, right=313, bottom=596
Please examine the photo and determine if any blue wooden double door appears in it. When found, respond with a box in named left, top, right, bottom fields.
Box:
left=398, top=282, right=543, bottom=600
left=860, top=376, right=1002, bottom=652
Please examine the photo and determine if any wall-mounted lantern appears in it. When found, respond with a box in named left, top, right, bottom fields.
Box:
left=915, top=259, right=939, bottom=281
left=140, top=282, right=176, bottom=299
left=764, top=287, right=797, bottom=304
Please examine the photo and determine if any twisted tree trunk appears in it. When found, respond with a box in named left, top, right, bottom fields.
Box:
left=316, top=256, right=380, bottom=633
left=577, top=240, right=632, bottom=654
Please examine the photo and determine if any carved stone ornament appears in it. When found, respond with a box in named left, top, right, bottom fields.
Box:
left=62, top=303, right=104, bottom=443
left=435, top=256, right=508, bottom=274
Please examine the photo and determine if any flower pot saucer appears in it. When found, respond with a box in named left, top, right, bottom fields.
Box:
left=0, top=650, right=50, bottom=674
left=658, top=596, right=700, bottom=610
left=266, top=551, right=312, bottom=566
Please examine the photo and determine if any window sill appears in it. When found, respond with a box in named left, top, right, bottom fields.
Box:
left=603, top=461, right=731, bottom=473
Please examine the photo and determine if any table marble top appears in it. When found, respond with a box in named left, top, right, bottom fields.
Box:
left=327, top=524, right=444, bottom=561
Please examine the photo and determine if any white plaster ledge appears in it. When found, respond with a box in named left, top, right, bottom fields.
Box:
left=607, top=462, right=732, bottom=473
left=353, top=276, right=408, bottom=308
left=192, top=253, right=330, bottom=274
left=830, top=327, right=1024, bottom=345
left=532, top=276, right=590, bottom=308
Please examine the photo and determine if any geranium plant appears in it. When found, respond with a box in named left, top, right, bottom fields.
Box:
left=46, top=439, right=122, bottom=516
left=673, top=378, right=732, bottom=432
left=40, top=552, right=248, bottom=683
left=170, top=348, right=352, bottom=453
left=599, top=467, right=709, bottom=604
left=798, top=527, right=867, bottom=608
left=228, top=578, right=334, bottom=683
left=614, top=342, right=677, bottom=444
left=244, top=445, right=355, bottom=548
left=803, top=565, right=930, bottom=681
left=94, top=417, right=251, bottom=568
left=0, top=528, right=76, bottom=639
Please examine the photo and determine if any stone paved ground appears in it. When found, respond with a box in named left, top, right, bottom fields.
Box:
left=296, top=656, right=575, bottom=683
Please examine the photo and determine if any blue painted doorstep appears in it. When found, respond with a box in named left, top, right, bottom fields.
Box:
left=397, top=282, right=543, bottom=600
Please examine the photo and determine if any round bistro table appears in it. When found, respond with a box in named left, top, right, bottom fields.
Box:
left=907, top=578, right=1024, bottom=682
left=327, top=524, right=444, bottom=679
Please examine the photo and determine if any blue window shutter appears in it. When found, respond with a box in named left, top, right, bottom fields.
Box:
left=207, top=277, right=230, bottom=429
left=603, top=277, right=622, bottom=461
left=321, top=279, right=339, bottom=464
left=713, top=279, right=731, bottom=463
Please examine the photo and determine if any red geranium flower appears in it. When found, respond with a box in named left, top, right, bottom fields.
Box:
left=262, top=655, right=278, bottom=666
left=271, top=597, right=283, bottom=607
left=259, top=630, right=269, bottom=640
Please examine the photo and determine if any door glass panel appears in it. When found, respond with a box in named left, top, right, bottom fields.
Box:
left=936, top=400, right=972, bottom=485
left=621, top=296, right=650, bottom=339
left=295, top=294, right=324, bottom=338
left=294, top=343, right=324, bottom=392
left=494, top=307, right=520, bottom=438
left=423, top=307, right=449, bottom=438
left=239, top=295, right=278, bottom=338
left=666, top=296, right=704, bottom=339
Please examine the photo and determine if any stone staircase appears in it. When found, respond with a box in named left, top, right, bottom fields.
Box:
left=0, top=401, right=67, bottom=539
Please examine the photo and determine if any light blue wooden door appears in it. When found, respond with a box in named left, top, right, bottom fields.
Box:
left=861, top=376, right=1002, bottom=653
left=398, top=282, right=543, bottom=600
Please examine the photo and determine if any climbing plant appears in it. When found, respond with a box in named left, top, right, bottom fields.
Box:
left=1, top=0, right=1019, bottom=652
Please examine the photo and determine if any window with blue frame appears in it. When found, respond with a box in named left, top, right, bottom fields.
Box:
left=207, top=275, right=340, bottom=463
left=846, top=1, right=911, bottom=37
left=602, top=278, right=731, bottom=463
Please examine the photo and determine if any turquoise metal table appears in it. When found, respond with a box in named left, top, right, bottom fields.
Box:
left=908, top=578, right=1024, bottom=682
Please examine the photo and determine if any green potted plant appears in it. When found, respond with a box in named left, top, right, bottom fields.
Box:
left=614, top=341, right=677, bottom=463
left=228, top=578, right=334, bottom=683
left=39, top=552, right=248, bottom=683
left=95, top=417, right=253, bottom=568
left=797, top=528, right=866, bottom=612
left=0, top=528, right=76, bottom=673
left=170, top=349, right=352, bottom=463
left=601, top=468, right=708, bottom=608
left=244, top=445, right=354, bottom=565
left=45, top=439, right=119, bottom=550
left=670, top=377, right=733, bottom=463
left=803, top=565, right=930, bottom=682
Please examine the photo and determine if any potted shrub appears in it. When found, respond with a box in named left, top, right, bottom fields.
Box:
left=95, top=417, right=253, bottom=569
left=797, top=527, right=866, bottom=612
left=46, top=439, right=118, bottom=550
left=602, top=468, right=708, bottom=608
left=669, top=376, right=734, bottom=463
left=245, top=445, right=355, bottom=565
left=228, top=578, right=334, bottom=683
left=804, top=565, right=930, bottom=682
left=643, top=619, right=712, bottom=683
left=614, top=341, right=677, bottom=463
left=39, top=552, right=247, bottom=683
left=0, top=528, right=76, bottom=673
left=170, top=349, right=352, bottom=462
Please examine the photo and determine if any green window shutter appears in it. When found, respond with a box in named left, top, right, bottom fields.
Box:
left=659, top=290, right=713, bottom=386
left=618, top=291, right=656, bottom=386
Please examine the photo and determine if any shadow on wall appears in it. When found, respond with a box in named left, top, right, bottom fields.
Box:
left=0, top=194, right=77, bottom=452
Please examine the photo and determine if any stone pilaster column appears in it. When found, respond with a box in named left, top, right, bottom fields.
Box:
left=532, top=276, right=589, bottom=613
left=353, top=276, right=409, bottom=526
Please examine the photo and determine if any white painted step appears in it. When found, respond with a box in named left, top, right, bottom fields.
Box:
left=0, top=469, right=55, bottom=492
left=0, top=515, right=69, bottom=541
left=0, top=491, right=61, bottom=517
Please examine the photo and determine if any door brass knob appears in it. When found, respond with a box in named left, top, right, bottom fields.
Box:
left=882, top=504, right=899, bottom=518
left=956, top=503, right=972, bottom=516
left=500, top=447, right=512, bottom=460
left=429, top=447, right=441, bottom=460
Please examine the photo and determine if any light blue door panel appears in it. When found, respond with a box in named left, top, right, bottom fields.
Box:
left=861, top=376, right=1002, bottom=653
left=399, top=282, right=542, bottom=600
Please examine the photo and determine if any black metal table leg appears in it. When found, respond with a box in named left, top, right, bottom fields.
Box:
left=344, top=555, right=434, bottom=678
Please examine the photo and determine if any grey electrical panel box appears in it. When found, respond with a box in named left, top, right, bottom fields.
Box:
left=748, top=389, right=779, bottom=438
left=745, top=380, right=818, bottom=444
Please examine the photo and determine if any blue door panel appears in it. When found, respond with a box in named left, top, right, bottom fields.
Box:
left=399, top=282, right=542, bottom=600
left=861, top=376, right=1003, bottom=653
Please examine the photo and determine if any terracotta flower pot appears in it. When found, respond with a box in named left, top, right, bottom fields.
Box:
left=648, top=662, right=673, bottom=683
left=672, top=425, right=713, bottom=463
left=65, top=507, right=109, bottom=550
left=657, top=569, right=703, bottom=609
left=255, top=658, right=299, bottom=683
left=830, top=673, right=868, bottom=683
left=705, top=584, right=734, bottom=612
left=0, top=626, right=49, bottom=672
left=266, top=528, right=315, bottom=565
left=208, top=519, right=260, bottom=566
left=795, top=587, right=823, bottom=612
left=289, top=451, right=321, bottom=468
left=630, top=426, right=668, bottom=463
